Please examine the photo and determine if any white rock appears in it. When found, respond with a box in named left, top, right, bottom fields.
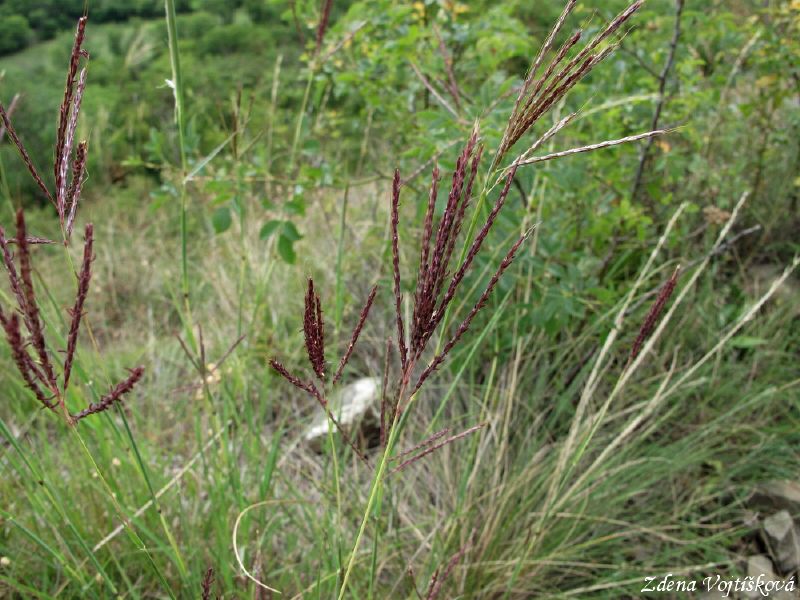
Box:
left=745, top=555, right=775, bottom=600
left=751, top=480, right=800, bottom=514
left=304, top=377, right=380, bottom=450
left=763, top=510, right=800, bottom=574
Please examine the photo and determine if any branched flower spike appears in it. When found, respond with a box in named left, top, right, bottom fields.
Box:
left=71, top=367, right=145, bottom=421
left=0, top=16, right=91, bottom=240
left=497, top=1, right=646, bottom=164
left=0, top=213, right=143, bottom=423
left=270, top=279, right=379, bottom=459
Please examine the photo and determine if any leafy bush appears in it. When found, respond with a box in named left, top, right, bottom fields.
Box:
left=0, top=15, right=33, bottom=54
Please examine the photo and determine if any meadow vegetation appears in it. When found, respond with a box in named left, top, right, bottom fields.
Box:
left=0, top=0, right=798, bottom=597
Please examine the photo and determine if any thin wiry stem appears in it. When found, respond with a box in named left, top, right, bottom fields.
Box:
left=0, top=93, right=21, bottom=140
left=379, top=336, right=392, bottom=447
left=433, top=27, right=462, bottom=108
left=391, top=427, right=449, bottom=463
left=424, top=534, right=474, bottom=599
left=409, top=61, right=461, bottom=121
left=631, top=0, right=684, bottom=201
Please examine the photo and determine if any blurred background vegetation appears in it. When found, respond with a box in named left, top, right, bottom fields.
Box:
left=0, top=0, right=798, bottom=597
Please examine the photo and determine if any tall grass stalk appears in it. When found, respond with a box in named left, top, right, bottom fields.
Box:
left=288, top=68, right=315, bottom=175
left=164, top=0, right=191, bottom=313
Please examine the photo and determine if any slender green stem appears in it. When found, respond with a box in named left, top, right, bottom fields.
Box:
left=334, top=184, right=349, bottom=336
left=164, top=0, right=190, bottom=308
left=288, top=68, right=315, bottom=175
left=338, top=400, right=408, bottom=599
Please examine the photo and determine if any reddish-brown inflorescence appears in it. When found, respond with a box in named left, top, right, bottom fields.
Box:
left=0, top=18, right=143, bottom=424
left=201, top=567, right=215, bottom=600
left=0, top=311, right=55, bottom=409
left=71, top=367, right=145, bottom=422
left=333, top=284, right=378, bottom=384
left=498, top=1, right=643, bottom=162
left=0, top=104, right=53, bottom=205
left=63, top=223, right=94, bottom=391
left=1, top=16, right=90, bottom=239
left=303, top=278, right=327, bottom=380
left=629, top=266, right=681, bottom=364
left=272, top=125, right=529, bottom=463
left=55, top=17, right=88, bottom=208
left=315, top=0, right=334, bottom=55
left=270, top=273, right=384, bottom=457
left=1, top=213, right=144, bottom=422
left=15, top=211, right=58, bottom=392
left=389, top=424, right=485, bottom=475
left=424, top=535, right=474, bottom=600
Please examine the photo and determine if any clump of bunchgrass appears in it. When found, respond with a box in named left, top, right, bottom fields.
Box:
left=265, top=2, right=684, bottom=596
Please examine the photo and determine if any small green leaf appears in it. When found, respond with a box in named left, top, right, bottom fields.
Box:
left=277, top=234, right=297, bottom=264
left=212, top=207, right=232, bottom=234
left=730, top=336, right=767, bottom=349
left=282, top=221, right=302, bottom=242
left=260, top=219, right=283, bottom=240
